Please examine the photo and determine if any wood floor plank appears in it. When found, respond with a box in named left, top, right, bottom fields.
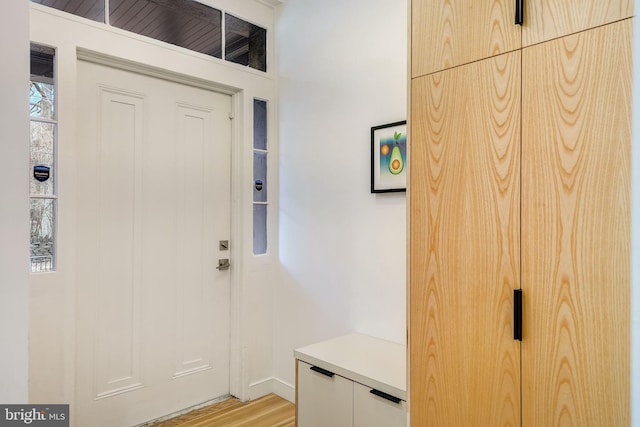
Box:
left=152, top=394, right=295, bottom=427
left=151, top=398, right=243, bottom=427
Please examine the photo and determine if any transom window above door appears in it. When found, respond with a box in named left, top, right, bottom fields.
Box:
left=30, top=0, right=267, bottom=72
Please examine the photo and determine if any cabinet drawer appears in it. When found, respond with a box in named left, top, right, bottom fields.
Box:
left=297, top=360, right=353, bottom=427
left=353, top=382, right=406, bottom=427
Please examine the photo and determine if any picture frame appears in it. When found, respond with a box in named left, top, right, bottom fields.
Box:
left=371, top=121, right=407, bottom=193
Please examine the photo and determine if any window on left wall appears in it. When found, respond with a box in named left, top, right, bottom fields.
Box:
left=30, top=44, right=57, bottom=273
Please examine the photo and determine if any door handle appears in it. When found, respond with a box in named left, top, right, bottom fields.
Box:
left=515, top=0, right=523, bottom=25
left=216, top=258, right=230, bottom=271
left=514, top=289, right=523, bottom=341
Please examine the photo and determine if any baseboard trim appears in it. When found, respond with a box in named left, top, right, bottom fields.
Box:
left=249, top=377, right=295, bottom=403
left=248, top=378, right=273, bottom=400
left=273, top=378, right=295, bottom=403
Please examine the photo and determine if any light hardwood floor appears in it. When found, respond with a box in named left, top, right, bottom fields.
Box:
left=151, top=394, right=295, bottom=427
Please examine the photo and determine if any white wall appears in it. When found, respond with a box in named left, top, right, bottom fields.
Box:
left=0, top=0, right=30, bottom=403
left=274, top=0, right=408, bottom=392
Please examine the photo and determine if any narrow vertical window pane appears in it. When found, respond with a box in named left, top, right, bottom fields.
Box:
left=30, top=45, right=55, bottom=118
left=254, top=99, right=267, bottom=150
left=225, top=14, right=267, bottom=72
left=30, top=122, right=55, bottom=197
left=30, top=0, right=105, bottom=23
left=30, top=199, right=55, bottom=272
left=31, top=44, right=56, bottom=273
left=30, top=81, right=55, bottom=119
left=253, top=98, right=268, bottom=255
left=253, top=204, right=267, bottom=255
left=253, top=152, right=267, bottom=203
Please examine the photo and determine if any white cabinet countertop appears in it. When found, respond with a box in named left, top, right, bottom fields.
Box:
left=294, top=333, right=406, bottom=401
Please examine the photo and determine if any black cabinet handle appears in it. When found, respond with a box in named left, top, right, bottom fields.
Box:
left=515, top=0, right=523, bottom=25
left=370, top=389, right=402, bottom=404
left=514, top=289, right=523, bottom=341
left=310, top=365, right=335, bottom=378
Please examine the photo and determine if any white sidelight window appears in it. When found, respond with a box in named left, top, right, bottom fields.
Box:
left=253, top=99, right=268, bottom=255
left=29, top=44, right=57, bottom=272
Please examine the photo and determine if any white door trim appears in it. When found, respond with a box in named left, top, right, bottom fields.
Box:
left=75, top=47, right=247, bottom=403
left=77, top=49, right=239, bottom=96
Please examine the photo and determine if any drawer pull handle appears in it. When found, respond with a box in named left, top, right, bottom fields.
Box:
left=310, top=365, right=335, bottom=378
left=370, top=389, right=402, bottom=404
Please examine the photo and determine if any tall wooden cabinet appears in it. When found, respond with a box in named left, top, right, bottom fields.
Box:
left=411, top=0, right=632, bottom=77
left=522, top=1, right=633, bottom=47
left=520, top=23, right=631, bottom=426
left=409, top=1, right=632, bottom=426
left=410, top=51, right=522, bottom=426
left=411, top=0, right=520, bottom=76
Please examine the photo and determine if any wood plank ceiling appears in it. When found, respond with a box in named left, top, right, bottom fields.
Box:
left=31, top=0, right=223, bottom=58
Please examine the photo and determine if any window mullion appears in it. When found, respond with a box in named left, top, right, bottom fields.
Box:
left=30, top=117, right=58, bottom=125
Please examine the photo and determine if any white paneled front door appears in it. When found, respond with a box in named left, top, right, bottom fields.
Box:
left=75, top=60, right=232, bottom=426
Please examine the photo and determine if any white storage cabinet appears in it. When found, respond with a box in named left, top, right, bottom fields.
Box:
left=295, top=333, right=406, bottom=427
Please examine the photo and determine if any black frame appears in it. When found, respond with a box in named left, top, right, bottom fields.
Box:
left=371, top=120, right=407, bottom=193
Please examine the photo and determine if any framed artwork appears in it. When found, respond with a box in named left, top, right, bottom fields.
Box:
left=371, top=120, right=407, bottom=193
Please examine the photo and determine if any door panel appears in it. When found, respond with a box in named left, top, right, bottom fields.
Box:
left=409, top=50, right=521, bottom=426
left=173, top=104, right=219, bottom=378
left=94, top=89, right=144, bottom=398
left=522, top=0, right=633, bottom=48
left=411, top=0, right=521, bottom=77
left=76, top=60, right=232, bottom=426
left=522, top=20, right=631, bottom=426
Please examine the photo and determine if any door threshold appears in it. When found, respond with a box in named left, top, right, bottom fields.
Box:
left=137, top=394, right=232, bottom=426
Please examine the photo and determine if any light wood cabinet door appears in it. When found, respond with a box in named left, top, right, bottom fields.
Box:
left=522, top=0, right=633, bottom=47
left=521, top=20, right=631, bottom=427
left=409, top=50, right=521, bottom=426
left=411, top=0, right=521, bottom=77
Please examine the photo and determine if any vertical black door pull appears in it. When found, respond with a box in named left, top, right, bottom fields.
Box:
left=514, top=289, right=523, bottom=341
left=515, top=0, right=523, bottom=25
